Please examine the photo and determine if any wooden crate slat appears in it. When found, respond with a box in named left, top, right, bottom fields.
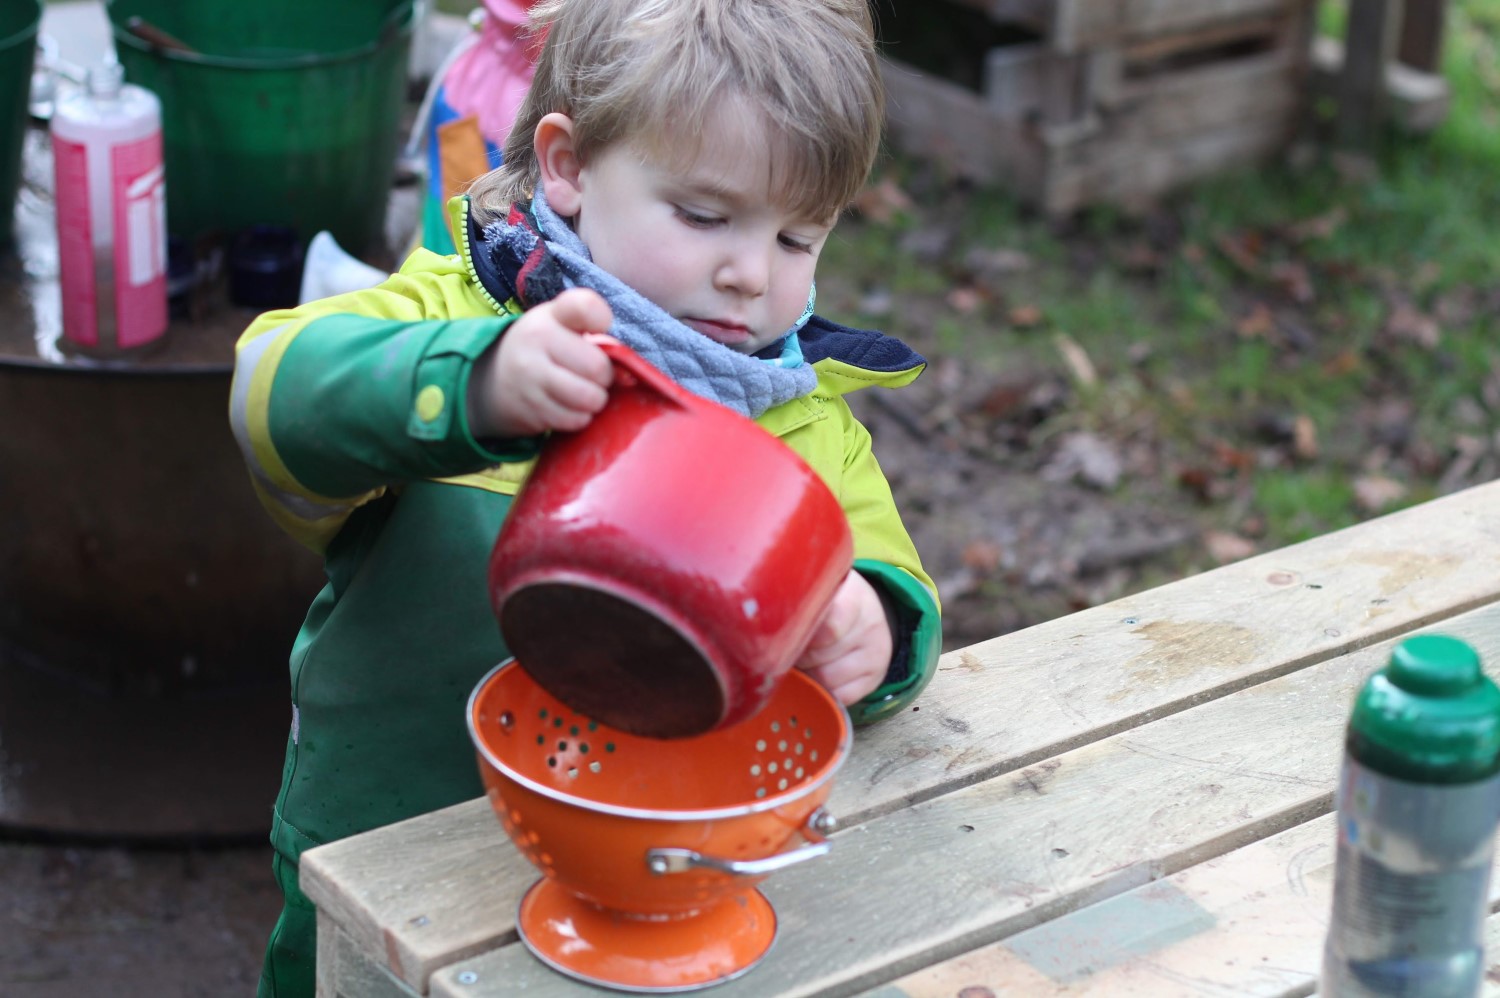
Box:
left=1110, top=46, right=1303, bottom=141
left=881, top=57, right=1042, bottom=186
left=1043, top=113, right=1294, bottom=215
left=1123, top=0, right=1300, bottom=41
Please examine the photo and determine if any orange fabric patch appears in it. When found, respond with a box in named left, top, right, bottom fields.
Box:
left=438, top=116, right=492, bottom=203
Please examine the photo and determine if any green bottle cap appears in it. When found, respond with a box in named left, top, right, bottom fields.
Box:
left=1347, top=634, right=1500, bottom=784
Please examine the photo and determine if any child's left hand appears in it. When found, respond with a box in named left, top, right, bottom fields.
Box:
left=795, top=570, right=893, bottom=705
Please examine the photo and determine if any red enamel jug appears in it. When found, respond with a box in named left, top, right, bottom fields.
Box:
left=488, top=337, right=853, bottom=738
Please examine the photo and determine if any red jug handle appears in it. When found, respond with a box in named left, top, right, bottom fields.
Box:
left=585, top=333, right=692, bottom=408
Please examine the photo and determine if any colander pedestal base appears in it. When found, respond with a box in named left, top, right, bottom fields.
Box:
left=517, top=878, right=779, bottom=992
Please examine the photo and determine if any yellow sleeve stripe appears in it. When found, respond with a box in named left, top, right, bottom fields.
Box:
left=230, top=323, right=382, bottom=539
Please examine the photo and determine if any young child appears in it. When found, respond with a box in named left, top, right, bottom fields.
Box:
left=230, top=0, right=941, bottom=994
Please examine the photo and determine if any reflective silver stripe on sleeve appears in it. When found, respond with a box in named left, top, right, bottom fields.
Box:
left=229, top=324, right=362, bottom=522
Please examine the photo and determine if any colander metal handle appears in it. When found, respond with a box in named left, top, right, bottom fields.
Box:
left=645, top=808, right=838, bottom=878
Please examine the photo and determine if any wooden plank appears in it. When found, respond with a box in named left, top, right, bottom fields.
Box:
left=1396, top=0, right=1448, bottom=72
left=1123, top=0, right=1302, bottom=40
left=1050, top=0, right=1124, bottom=53
left=982, top=42, right=1052, bottom=120
left=879, top=815, right=1339, bottom=996
left=1043, top=111, right=1293, bottom=215
left=850, top=480, right=1500, bottom=833
left=424, top=603, right=1500, bottom=996
left=1112, top=47, right=1302, bottom=141
left=912, top=0, right=1311, bottom=53
left=302, top=799, right=528, bottom=994
left=303, top=481, right=1500, bottom=993
left=879, top=56, right=1043, bottom=189
left=882, top=813, right=1500, bottom=996
left=317, top=921, right=422, bottom=998
left=1120, top=13, right=1286, bottom=65
left=1336, top=0, right=1405, bottom=147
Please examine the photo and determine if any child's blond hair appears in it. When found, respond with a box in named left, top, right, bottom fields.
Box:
left=467, top=0, right=884, bottom=226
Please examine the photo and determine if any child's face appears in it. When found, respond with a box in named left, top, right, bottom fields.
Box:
left=551, top=108, right=834, bottom=353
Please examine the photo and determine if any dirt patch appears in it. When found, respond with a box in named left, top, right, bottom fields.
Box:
left=0, top=840, right=281, bottom=996
left=848, top=353, right=1202, bottom=650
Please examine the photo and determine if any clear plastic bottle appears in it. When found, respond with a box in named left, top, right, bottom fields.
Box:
left=1321, top=634, right=1500, bottom=997
left=50, top=60, right=168, bottom=356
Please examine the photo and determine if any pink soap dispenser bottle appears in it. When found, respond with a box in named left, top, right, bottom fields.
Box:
left=51, top=59, right=168, bottom=357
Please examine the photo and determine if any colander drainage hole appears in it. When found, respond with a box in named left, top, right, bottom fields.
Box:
left=499, top=711, right=514, bottom=731
left=589, top=761, right=602, bottom=773
left=755, top=788, right=767, bottom=798
left=770, top=721, right=781, bottom=733
left=755, top=739, right=766, bottom=751
left=749, top=764, right=761, bottom=777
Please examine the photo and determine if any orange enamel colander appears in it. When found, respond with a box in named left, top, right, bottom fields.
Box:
left=467, top=658, right=851, bottom=992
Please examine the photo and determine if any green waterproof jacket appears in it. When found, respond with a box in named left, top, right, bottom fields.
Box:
left=229, top=196, right=942, bottom=873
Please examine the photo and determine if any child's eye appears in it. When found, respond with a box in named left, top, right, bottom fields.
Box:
left=673, top=206, right=721, bottom=228
left=779, top=234, right=815, bottom=254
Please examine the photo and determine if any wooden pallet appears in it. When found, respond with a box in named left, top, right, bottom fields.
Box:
left=880, top=0, right=1317, bottom=214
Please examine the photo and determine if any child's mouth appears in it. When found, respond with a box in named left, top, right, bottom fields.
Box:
left=682, top=318, right=752, bottom=346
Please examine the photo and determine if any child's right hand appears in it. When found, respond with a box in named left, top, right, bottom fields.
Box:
left=467, top=288, right=615, bottom=439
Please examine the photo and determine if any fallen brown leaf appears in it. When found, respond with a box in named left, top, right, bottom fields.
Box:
left=1270, top=262, right=1315, bottom=304
left=1322, top=350, right=1361, bottom=376
left=1054, top=333, right=1097, bottom=388
left=1353, top=474, right=1408, bottom=513
left=853, top=176, right=914, bottom=223
left=1205, top=530, right=1257, bottom=564
left=1235, top=303, right=1276, bottom=340
left=947, top=286, right=984, bottom=314
left=1214, top=230, right=1265, bottom=275
left=1385, top=302, right=1441, bottom=349
left=1008, top=304, right=1044, bottom=328
left=961, top=539, right=1004, bottom=574
left=1293, top=414, right=1318, bottom=461
left=1285, top=206, right=1346, bottom=243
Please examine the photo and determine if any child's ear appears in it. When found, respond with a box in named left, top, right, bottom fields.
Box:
left=535, top=112, right=584, bottom=216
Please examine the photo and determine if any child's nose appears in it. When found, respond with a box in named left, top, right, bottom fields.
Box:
left=713, top=245, right=770, bottom=298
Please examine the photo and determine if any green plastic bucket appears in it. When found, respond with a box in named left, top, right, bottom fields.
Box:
left=107, top=0, right=414, bottom=256
left=0, top=0, right=40, bottom=246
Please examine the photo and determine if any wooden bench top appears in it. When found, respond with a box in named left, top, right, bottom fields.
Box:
left=302, top=479, right=1500, bottom=997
